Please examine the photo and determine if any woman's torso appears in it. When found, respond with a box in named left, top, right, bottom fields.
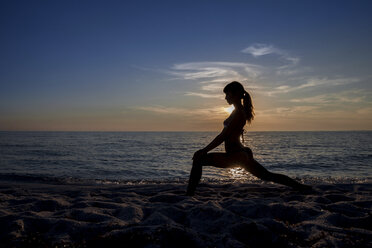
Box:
left=223, top=107, right=246, bottom=153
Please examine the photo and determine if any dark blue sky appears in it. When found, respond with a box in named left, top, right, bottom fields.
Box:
left=1, top=0, right=371, bottom=130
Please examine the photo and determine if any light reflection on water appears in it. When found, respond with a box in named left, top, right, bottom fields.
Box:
left=228, top=167, right=249, bottom=180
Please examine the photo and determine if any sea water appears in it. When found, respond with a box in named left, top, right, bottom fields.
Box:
left=0, top=131, right=371, bottom=184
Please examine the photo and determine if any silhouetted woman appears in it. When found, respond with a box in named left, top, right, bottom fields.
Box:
left=186, top=81, right=311, bottom=196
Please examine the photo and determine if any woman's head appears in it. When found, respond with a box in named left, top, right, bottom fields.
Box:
left=223, top=81, right=245, bottom=104
left=223, top=81, right=245, bottom=98
left=223, top=81, right=255, bottom=123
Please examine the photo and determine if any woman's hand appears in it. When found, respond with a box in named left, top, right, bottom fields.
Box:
left=192, top=149, right=207, bottom=161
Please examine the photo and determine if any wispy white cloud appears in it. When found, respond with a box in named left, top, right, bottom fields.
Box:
left=242, top=44, right=299, bottom=64
left=242, top=43, right=301, bottom=76
left=258, top=106, right=320, bottom=116
left=264, top=77, right=360, bottom=96
left=241, top=44, right=280, bottom=57
left=168, top=61, right=263, bottom=98
left=201, top=83, right=224, bottom=92
left=171, top=62, right=262, bottom=80
left=185, top=92, right=222, bottom=98
left=257, top=105, right=372, bottom=122
left=290, top=89, right=369, bottom=104
left=253, top=87, right=372, bottom=125
left=135, top=105, right=227, bottom=119
left=306, top=77, right=359, bottom=87
left=135, top=106, right=182, bottom=114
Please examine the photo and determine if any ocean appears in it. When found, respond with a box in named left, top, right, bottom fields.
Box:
left=0, top=131, right=371, bottom=184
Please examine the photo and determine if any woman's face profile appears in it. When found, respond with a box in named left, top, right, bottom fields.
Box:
left=225, top=91, right=236, bottom=105
left=225, top=92, right=232, bottom=105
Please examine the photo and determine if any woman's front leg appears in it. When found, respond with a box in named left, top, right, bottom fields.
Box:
left=186, top=158, right=203, bottom=196
left=186, top=152, right=237, bottom=196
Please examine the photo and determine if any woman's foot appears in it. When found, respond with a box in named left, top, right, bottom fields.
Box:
left=186, top=185, right=196, bottom=196
left=186, top=191, right=195, bottom=196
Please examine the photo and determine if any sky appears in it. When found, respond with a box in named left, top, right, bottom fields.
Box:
left=1, top=0, right=371, bottom=131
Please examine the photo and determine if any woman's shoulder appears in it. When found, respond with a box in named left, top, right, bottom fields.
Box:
left=228, top=108, right=245, bottom=124
left=233, top=106, right=246, bottom=117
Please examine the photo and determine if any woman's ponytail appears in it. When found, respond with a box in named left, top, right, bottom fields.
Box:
left=243, top=90, right=254, bottom=123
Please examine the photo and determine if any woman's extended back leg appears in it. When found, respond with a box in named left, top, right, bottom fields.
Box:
left=244, top=159, right=311, bottom=190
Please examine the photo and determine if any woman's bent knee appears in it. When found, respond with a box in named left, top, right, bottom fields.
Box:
left=193, top=154, right=208, bottom=166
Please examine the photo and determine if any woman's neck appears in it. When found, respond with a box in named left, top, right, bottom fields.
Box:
left=233, top=102, right=243, bottom=109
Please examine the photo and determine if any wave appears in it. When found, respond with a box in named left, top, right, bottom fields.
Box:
left=0, top=172, right=370, bottom=187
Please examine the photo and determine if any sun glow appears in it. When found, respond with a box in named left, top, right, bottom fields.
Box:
left=224, top=105, right=235, bottom=114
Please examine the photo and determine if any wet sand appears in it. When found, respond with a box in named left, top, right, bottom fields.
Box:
left=0, top=180, right=371, bottom=247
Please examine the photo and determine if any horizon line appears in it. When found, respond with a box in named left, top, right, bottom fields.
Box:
left=1, top=130, right=372, bottom=132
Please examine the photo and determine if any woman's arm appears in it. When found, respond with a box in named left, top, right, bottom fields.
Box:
left=192, top=131, right=226, bottom=160
left=202, top=130, right=227, bottom=153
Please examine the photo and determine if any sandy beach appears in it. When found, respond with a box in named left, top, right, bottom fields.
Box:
left=0, top=180, right=371, bottom=248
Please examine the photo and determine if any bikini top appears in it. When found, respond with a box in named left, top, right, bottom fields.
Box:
left=223, top=114, right=233, bottom=128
